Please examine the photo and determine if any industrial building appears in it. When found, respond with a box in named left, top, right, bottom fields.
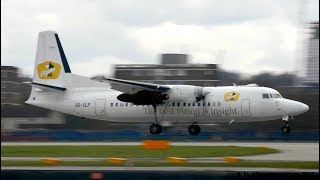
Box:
left=305, top=22, right=319, bottom=87
left=114, top=54, right=220, bottom=87
left=1, top=66, right=64, bottom=130
left=1, top=66, right=22, bottom=105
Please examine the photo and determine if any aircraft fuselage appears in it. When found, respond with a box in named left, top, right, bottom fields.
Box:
left=27, top=85, right=308, bottom=124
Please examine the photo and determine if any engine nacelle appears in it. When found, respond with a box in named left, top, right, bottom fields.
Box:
left=117, top=86, right=209, bottom=105
left=166, top=85, right=209, bottom=103
left=117, top=90, right=169, bottom=105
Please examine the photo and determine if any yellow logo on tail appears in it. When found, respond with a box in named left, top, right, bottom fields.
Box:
left=37, top=61, right=61, bottom=79
left=224, top=92, right=240, bottom=101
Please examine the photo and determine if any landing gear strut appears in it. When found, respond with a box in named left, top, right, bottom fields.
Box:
left=149, top=104, right=163, bottom=135
left=188, top=122, right=201, bottom=136
left=281, top=116, right=291, bottom=134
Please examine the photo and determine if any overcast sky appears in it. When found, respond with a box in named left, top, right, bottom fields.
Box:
left=1, top=0, right=319, bottom=78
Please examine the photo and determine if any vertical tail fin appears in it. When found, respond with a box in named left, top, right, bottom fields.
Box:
left=32, top=31, right=71, bottom=88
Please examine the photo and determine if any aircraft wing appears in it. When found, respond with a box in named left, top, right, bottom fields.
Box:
left=102, top=77, right=170, bottom=94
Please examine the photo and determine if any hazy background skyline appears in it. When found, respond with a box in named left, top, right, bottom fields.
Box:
left=1, top=0, right=319, bottom=77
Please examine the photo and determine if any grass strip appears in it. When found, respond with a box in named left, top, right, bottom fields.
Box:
left=1, top=145, right=277, bottom=158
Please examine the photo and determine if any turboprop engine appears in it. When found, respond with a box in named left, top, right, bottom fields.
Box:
left=117, top=90, right=169, bottom=105
left=117, top=85, right=209, bottom=105
left=166, top=85, right=210, bottom=103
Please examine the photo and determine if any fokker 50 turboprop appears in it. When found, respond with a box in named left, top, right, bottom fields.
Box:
left=26, top=31, right=309, bottom=135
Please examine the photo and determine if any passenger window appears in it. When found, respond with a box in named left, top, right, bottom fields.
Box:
left=218, top=102, right=221, bottom=106
left=208, top=102, right=211, bottom=106
left=192, top=103, right=195, bottom=106
left=213, top=102, right=216, bottom=106
left=183, top=103, right=186, bottom=106
left=262, top=94, right=269, bottom=99
left=177, top=103, right=180, bottom=106
left=125, top=103, right=128, bottom=106
left=120, top=103, right=124, bottom=107
left=130, top=103, right=133, bottom=106
left=115, top=103, right=118, bottom=107
left=198, top=103, right=201, bottom=106
left=172, top=103, right=175, bottom=106
left=203, top=102, right=206, bottom=106
left=111, top=103, right=113, bottom=107
left=269, top=94, right=273, bottom=98
left=188, top=103, right=191, bottom=106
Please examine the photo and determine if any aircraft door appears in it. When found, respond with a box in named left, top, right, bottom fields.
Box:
left=95, top=99, right=106, bottom=116
left=241, top=99, right=251, bottom=117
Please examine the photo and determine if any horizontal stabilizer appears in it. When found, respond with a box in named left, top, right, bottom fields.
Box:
left=31, top=82, right=66, bottom=91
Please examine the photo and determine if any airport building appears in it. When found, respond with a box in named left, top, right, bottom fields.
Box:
left=1, top=66, right=23, bottom=105
left=114, top=54, right=220, bottom=86
left=1, top=66, right=65, bottom=130
left=305, top=22, right=319, bottom=87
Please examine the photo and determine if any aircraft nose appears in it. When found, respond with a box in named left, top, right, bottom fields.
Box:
left=300, top=102, right=309, bottom=113
left=280, top=99, right=309, bottom=116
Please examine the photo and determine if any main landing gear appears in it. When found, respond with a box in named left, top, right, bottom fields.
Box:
left=149, top=104, right=163, bottom=135
left=188, top=122, right=201, bottom=136
left=149, top=123, right=162, bottom=134
left=281, top=116, right=292, bottom=134
left=148, top=104, right=201, bottom=135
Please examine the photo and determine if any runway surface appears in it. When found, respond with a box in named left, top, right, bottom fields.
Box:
left=2, top=142, right=319, bottom=162
left=1, top=166, right=319, bottom=172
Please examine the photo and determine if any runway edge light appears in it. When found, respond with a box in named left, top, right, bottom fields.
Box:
left=167, top=157, right=187, bottom=163
left=106, top=158, right=129, bottom=164
left=41, top=158, right=62, bottom=164
left=223, top=157, right=241, bottom=163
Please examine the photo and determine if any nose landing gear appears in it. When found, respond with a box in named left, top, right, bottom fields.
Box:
left=281, top=124, right=291, bottom=134
left=281, top=116, right=292, bottom=134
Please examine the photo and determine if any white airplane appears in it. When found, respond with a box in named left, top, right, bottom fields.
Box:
left=25, top=31, right=309, bottom=135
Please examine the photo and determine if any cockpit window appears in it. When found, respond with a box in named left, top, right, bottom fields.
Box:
left=273, top=94, right=282, bottom=98
left=262, top=94, right=269, bottom=99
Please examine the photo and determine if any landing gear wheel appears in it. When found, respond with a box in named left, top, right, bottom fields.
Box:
left=188, top=125, right=201, bottom=135
left=281, top=125, right=291, bottom=134
left=150, top=123, right=162, bottom=135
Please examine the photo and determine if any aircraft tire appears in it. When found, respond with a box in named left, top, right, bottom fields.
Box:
left=188, top=125, right=201, bottom=135
left=281, top=125, right=291, bottom=134
left=150, top=123, right=162, bottom=134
